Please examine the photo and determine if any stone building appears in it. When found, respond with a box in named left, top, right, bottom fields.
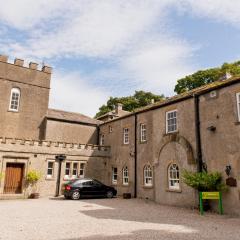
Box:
left=0, top=54, right=240, bottom=215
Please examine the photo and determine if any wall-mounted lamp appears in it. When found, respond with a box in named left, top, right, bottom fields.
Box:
left=225, top=165, right=231, bottom=177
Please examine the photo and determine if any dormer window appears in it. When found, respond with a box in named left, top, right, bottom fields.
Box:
left=9, top=88, right=20, bottom=112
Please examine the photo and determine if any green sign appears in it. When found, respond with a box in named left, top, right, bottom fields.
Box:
left=202, top=192, right=220, bottom=200
left=199, top=192, right=223, bottom=215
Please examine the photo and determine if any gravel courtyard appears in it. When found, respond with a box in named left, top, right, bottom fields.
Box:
left=0, top=197, right=240, bottom=240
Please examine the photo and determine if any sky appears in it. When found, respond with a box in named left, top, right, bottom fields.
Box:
left=0, top=0, right=240, bottom=117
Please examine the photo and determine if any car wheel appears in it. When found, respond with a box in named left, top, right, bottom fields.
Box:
left=106, top=190, right=113, bottom=198
left=71, top=191, right=80, bottom=200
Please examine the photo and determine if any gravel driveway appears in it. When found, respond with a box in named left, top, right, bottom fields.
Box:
left=0, top=197, right=240, bottom=240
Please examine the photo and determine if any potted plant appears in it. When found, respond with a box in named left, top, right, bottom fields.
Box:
left=182, top=170, right=227, bottom=211
left=26, top=170, right=41, bottom=199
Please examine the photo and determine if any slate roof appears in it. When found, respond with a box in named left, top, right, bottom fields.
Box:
left=46, top=109, right=102, bottom=125
left=100, top=76, right=240, bottom=124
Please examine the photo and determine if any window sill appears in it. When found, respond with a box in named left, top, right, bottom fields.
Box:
left=8, top=109, right=19, bottom=113
left=166, top=188, right=182, bottom=193
left=45, top=177, right=55, bottom=181
left=139, top=141, right=147, bottom=144
left=164, top=131, right=179, bottom=136
left=112, top=182, right=117, bottom=185
left=122, top=184, right=129, bottom=187
left=142, top=185, right=153, bottom=189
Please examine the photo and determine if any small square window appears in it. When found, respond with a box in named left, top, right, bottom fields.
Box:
left=109, top=126, right=113, bottom=133
left=47, top=161, right=54, bottom=178
left=112, top=167, right=118, bottom=184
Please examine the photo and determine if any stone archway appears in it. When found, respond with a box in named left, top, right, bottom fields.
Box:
left=154, top=133, right=195, bottom=166
left=154, top=133, right=197, bottom=207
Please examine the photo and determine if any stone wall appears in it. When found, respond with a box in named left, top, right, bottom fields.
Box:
left=0, top=137, right=110, bottom=197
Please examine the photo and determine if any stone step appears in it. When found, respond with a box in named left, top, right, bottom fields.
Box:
left=0, top=194, right=26, bottom=200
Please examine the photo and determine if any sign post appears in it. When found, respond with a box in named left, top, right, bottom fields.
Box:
left=199, top=192, right=223, bottom=215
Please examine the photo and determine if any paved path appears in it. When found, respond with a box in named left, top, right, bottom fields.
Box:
left=0, top=197, right=240, bottom=240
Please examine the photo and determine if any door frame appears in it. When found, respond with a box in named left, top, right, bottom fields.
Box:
left=0, top=156, right=29, bottom=195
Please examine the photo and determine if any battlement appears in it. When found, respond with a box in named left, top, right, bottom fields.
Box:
left=0, top=137, right=111, bottom=157
left=0, top=55, right=52, bottom=74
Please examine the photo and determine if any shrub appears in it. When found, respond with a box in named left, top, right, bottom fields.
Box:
left=182, top=170, right=227, bottom=192
left=26, top=170, right=41, bottom=184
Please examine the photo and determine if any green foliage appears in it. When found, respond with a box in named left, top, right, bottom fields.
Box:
left=95, top=91, right=164, bottom=118
left=0, top=172, right=4, bottom=180
left=26, top=170, right=41, bottom=184
left=174, top=60, right=240, bottom=94
left=182, top=170, right=227, bottom=192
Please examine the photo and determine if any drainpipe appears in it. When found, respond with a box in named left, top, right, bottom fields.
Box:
left=194, top=94, right=203, bottom=172
left=134, top=113, right=137, bottom=198
left=97, top=125, right=100, bottom=145
left=55, top=154, right=66, bottom=197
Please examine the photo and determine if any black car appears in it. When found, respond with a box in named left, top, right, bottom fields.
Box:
left=63, top=178, right=117, bottom=200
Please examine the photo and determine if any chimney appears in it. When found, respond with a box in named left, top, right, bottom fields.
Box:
left=14, top=58, right=24, bottom=67
left=151, top=99, right=155, bottom=104
left=115, top=103, right=123, bottom=115
left=220, top=71, right=232, bottom=81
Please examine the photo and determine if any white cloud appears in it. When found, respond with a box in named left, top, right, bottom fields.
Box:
left=177, top=0, right=240, bottom=27
left=121, top=36, right=196, bottom=95
left=49, top=71, right=108, bottom=117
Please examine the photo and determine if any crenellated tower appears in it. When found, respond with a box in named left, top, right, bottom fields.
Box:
left=0, top=55, right=52, bottom=140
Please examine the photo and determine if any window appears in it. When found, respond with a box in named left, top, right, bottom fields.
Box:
left=144, top=165, right=153, bottom=186
left=100, top=134, right=105, bottom=145
left=109, top=126, right=113, bottom=133
left=9, top=88, right=20, bottom=111
left=236, top=93, right=240, bottom=121
left=79, top=163, right=85, bottom=178
left=72, top=162, right=78, bottom=179
left=168, top=163, right=180, bottom=190
left=122, top=166, right=129, bottom=185
left=166, top=110, right=177, bottom=133
left=47, top=161, right=54, bottom=178
left=123, top=128, right=129, bottom=144
left=112, top=167, right=118, bottom=184
left=140, top=124, right=147, bottom=142
left=64, top=162, right=71, bottom=179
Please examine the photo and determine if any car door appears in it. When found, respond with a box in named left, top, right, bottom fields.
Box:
left=92, top=180, right=106, bottom=196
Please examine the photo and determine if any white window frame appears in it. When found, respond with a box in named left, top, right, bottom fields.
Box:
left=64, top=162, right=71, bottom=179
left=123, top=128, right=129, bottom=144
left=168, top=163, right=180, bottom=190
left=144, top=165, right=153, bottom=186
left=109, top=126, right=113, bottom=133
left=140, top=123, right=147, bottom=142
left=100, top=134, right=105, bottom=146
left=79, top=162, right=85, bottom=178
left=122, top=166, right=129, bottom=185
left=112, top=167, right=118, bottom=184
left=236, top=93, right=240, bottom=121
left=9, top=88, right=21, bottom=112
left=46, top=161, right=54, bottom=179
left=72, top=162, right=78, bottom=179
left=166, top=110, right=178, bottom=133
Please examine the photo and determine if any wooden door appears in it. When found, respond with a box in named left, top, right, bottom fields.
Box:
left=4, top=163, right=24, bottom=194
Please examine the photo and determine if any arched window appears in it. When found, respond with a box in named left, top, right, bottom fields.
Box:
left=9, top=88, right=20, bottom=111
left=168, top=163, right=180, bottom=190
left=122, top=166, right=129, bottom=185
left=144, top=165, right=153, bottom=186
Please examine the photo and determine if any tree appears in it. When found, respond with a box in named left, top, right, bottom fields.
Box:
left=174, top=60, right=240, bottom=94
left=95, top=91, right=164, bottom=118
